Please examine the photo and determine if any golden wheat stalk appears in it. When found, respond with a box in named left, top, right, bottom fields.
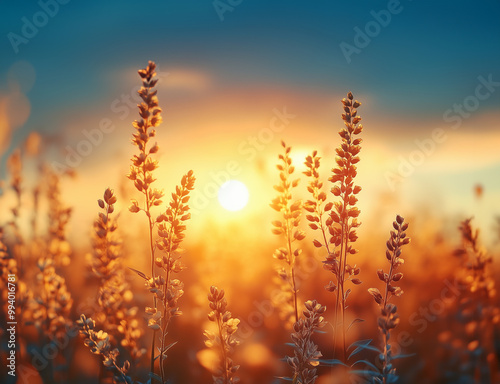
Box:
left=127, top=60, right=165, bottom=374
left=88, top=188, right=146, bottom=366
left=204, top=286, right=240, bottom=384
left=286, top=300, right=326, bottom=384
left=155, top=170, right=195, bottom=382
left=368, top=215, right=410, bottom=383
left=77, top=314, right=132, bottom=384
left=271, top=141, right=305, bottom=325
left=454, top=218, right=497, bottom=382
left=305, top=92, right=363, bottom=361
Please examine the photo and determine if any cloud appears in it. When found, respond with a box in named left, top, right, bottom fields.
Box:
left=0, top=87, right=31, bottom=156
left=424, top=129, right=500, bottom=172
left=117, top=65, right=212, bottom=94
left=159, top=68, right=212, bottom=92
left=0, top=61, right=35, bottom=156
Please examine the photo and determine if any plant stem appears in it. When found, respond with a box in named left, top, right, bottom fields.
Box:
left=287, top=216, right=299, bottom=324
left=339, top=231, right=346, bottom=361
left=159, top=207, right=179, bottom=382
left=381, top=230, right=399, bottom=383
left=145, top=189, right=157, bottom=376
left=217, top=313, right=229, bottom=384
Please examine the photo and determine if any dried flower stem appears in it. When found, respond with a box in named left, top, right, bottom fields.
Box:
left=304, top=151, right=332, bottom=256
left=91, top=188, right=119, bottom=281
left=127, top=61, right=164, bottom=374
left=305, top=92, right=363, bottom=361
left=368, top=215, right=410, bottom=383
left=7, top=149, right=23, bottom=274
left=131, top=171, right=194, bottom=381
left=35, top=256, right=73, bottom=340
left=30, top=168, right=73, bottom=346
left=204, top=286, right=240, bottom=384
left=454, top=218, right=497, bottom=382
left=77, top=314, right=132, bottom=384
left=89, top=188, right=146, bottom=365
left=271, top=141, right=305, bottom=325
left=286, top=300, right=326, bottom=384
left=45, top=167, right=72, bottom=266
left=155, top=171, right=195, bottom=382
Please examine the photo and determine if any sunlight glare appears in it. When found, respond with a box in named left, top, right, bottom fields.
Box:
left=218, top=180, right=249, bottom=211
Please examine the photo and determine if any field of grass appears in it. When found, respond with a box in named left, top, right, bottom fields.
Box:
left=1, top=61, right=499, bottom=384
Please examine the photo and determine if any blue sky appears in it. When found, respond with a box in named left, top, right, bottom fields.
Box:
left=2, top=0, right=499, bottom=120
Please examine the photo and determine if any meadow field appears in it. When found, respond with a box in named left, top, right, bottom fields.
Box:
left=1, top=2, right=500, bottom=383
left=0, top=61, right=499, bottom=384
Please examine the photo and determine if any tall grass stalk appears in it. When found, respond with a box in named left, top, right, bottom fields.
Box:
left=155, top=170, right=195, bottom=382
left=455, top=218, right=498, bottom=382
left=368, top=215, right=410, bottom=383
left=305, top=92, right=363, bottom=361
left=271, top=141, right=305, bottom=325
left=204, top=286, right=240, bottom=384
left=77, top=314, right=132, bottom=384
left=89, top=188, right=146, bottom=372
left=127, top=61, right=164, bottom=374
left=286, top=300, right=326, bottom=384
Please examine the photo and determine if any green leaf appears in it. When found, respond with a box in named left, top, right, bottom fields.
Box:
left=313, top=329, right=327, bottom=334
left=348, top=339, right=372, bottom=351
left=347, top=318, right=364, bottom=333
left=351, top=359, right=380, bottom=372
left=386, top=373, right=399, bottom=383
left=148, top=372, right=162, bottom=383
left=391, top=352, right=416, bottom=360
left=348, top=339, right=381, bottom=360
left=317, top=358, right=348, bottom=367
left=129, top=267, right=148, bottom=280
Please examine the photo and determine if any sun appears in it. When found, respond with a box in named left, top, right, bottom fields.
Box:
left=218, top=180, right=249, bottom=211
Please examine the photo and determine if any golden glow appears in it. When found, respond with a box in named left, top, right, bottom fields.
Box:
left=217, top=180, right=249, bottom=211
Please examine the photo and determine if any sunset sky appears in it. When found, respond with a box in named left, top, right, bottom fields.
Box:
left=1, top=0, right=500, bottom=243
